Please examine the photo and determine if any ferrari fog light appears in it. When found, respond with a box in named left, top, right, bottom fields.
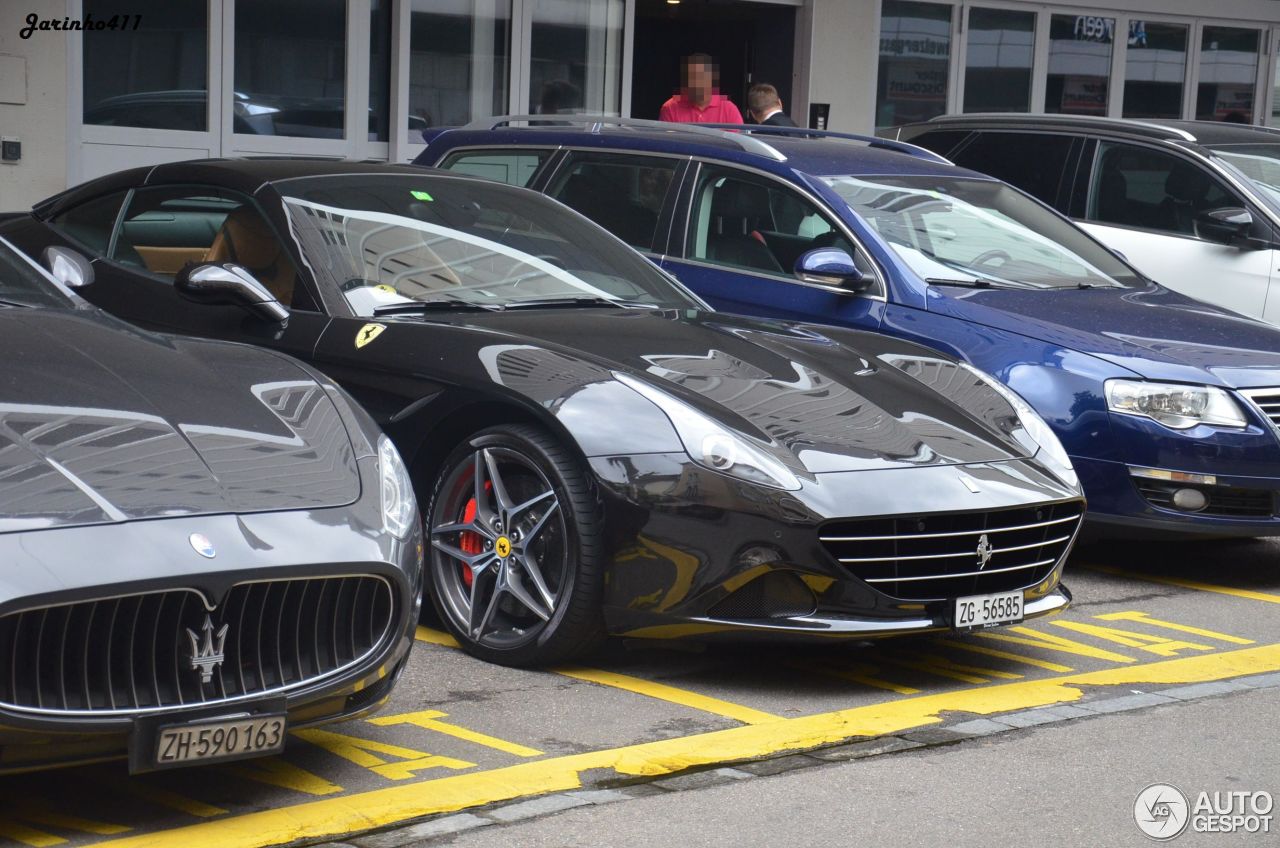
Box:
left=1171, top=488, right=1209, bottom=512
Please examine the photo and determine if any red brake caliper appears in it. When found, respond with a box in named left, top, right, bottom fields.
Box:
left=457, top=481, right=493, bottom=588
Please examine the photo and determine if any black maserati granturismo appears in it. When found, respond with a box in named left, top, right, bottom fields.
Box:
left=0, top=237, right=421, bottom=772
left=1, top=159, right=1083, bottom=667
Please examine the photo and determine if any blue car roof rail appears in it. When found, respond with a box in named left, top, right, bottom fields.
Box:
left=687, top=123, right=953, bottom=165
left=918, top=113, right=1199, bottom=143
left=459, top=115, right=790, bottom=162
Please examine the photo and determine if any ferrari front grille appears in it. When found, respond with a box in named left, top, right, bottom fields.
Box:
left=819, top=501, right=1083, bottom=601
left=0, top=575, right=394, bottom=715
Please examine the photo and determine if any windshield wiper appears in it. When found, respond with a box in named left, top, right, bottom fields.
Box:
left=925, top=277, right=993, bottom=289
left=372, top=300, right=502, bottom=316
left=501, top=296, right=641, bottom=310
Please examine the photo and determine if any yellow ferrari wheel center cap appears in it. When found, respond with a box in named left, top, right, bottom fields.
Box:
left=495, top=536, right=512, bottom=558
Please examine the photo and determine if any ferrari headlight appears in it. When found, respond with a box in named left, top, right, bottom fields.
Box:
left=378, top=434, right=417, bottom=538
left=960, top=363, right=1078, bottom=490
left=1105, top=380, right=1247, bottom=430
left=615, top=373, right=802, bottom=491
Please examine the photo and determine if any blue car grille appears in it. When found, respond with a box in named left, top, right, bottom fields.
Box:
left=1242, top=388, right=1280, bottom=430
left=0, top=576, right=395, bottom=716
left=819, top=501, right=1083, bottom=601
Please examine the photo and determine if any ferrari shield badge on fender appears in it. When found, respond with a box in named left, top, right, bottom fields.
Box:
left=356, top=323, right=386, bottom=349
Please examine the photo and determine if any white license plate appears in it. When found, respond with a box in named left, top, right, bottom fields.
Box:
left=155, top=714, right=286, bottom=766
left=954, top=590, right=1024, bottom=629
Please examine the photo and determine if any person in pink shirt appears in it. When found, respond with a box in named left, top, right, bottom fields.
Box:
left=659, top=54, right=743, bottom=125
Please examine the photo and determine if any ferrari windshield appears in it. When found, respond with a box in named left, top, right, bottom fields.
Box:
left=273, top=174, right=701, bottom=315
left=1208, top=144, right=1280, bottom=206
left=822, top=175, right=1140, bottom=289
left=0, top=238, right=73, bottom=308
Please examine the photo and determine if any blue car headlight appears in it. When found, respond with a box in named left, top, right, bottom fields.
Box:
left=378, top=434, right=417, bottom=538
left=1105, top=380, right=1247, bottom=430
left=615, top=372, right=802, bottom=491
left=960, top=364, right=1079, bottom=490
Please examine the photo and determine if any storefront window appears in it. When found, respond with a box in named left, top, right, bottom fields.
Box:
left=963, top=7, right=1034, bottom=113
left=1123, top=22, right=1188, bottom=119
left=1196, top=26, right=1260, bottom=122
left=409, top=0, right=511, bottom=134
left=83, top=0, right=208, bottom=131
left=233, top=0, right=347, bottom=138
left=369, top=0, right=392, bottom=142
left=529, top=0, right=624, bottom=116
left=877, top=0, right=951, bottom=128
left=1270, top=34, right=1280, bottom=127
left=1045, top=14, right=1114, bottom=116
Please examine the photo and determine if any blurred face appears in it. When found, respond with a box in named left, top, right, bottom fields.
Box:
left=682, top=61, right=714, bottom=103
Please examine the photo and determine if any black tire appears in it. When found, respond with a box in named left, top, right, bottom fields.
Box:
left=424, top=424, right=605, bottom=667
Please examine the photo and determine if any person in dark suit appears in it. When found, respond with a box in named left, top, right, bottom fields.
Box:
left=746, top=84, right=797, bottom=127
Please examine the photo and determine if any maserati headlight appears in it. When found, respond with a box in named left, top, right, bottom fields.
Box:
left=1105, top=380, right=1247, bottom=430
left=960, top=363, right=1078, bottom=490
left=378, top=434, right=417, bottom=538
left=615, top=373, right=802, bottom=491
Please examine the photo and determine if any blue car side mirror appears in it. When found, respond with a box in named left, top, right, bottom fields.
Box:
left=793, top=248, right=871, bottom=293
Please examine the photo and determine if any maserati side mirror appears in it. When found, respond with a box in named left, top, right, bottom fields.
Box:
left=175, top=262, right=289, bottom=323
left=41, top=246, right=95, bottom=289
left=794, top=248, right=872, bottom=293
left=1195, top=207, right=1254, bottom=247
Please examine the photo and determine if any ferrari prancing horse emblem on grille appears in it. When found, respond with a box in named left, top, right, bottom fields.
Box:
left=976, top=533, right=994, bottom=569
left=187, top=614, right=229, bottom=684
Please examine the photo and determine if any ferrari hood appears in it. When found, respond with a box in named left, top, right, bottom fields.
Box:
left=928, top=284, right=1280, bottom=388
left=0, top=308, right=360, bottom=533
left=450, top=309, right=1028, bottom=474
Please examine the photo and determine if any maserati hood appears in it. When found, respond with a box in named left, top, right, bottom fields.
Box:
left=456, top=309, right=1029, bottom=474
left=0, top=309, right=360, bottom=533
left=929, top=283, right=1280, bottom=388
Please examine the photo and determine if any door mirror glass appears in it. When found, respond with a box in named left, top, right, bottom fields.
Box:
left=794, top=248, right=870, bottom=292
left=175, top=262, right=289, bottom=322
left=1195, top=207, right=1254, bottom=245
left=41, top=246, right=95, bottom=288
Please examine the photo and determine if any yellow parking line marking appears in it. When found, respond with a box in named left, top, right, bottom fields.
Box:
left=415, top=626, right=459, bottom=648
left=293, top=729, right=475, bottom=780
left=553, top=667, right=784, bottom=725
left=933, top=640, right=1075, bottom=673
left=1083, top=565, right=1280, bottom=605
left=879, top=652, right=1022, bottom=684
left=1095, top=611, right=1255, bottom=645
left=93, top=643, right=1280, bottom=848
left=790, top=660, right=922, bottom=695
left=1050, top=620, right=1212, bottom=658
left=369, top=711, right=543, bottom=757
left=118, top=783, right=228, bottom=819
left=976, top=625, right=1136, bottom=664
left=12, top=811, right=128, bottom=837
left=219, top=759, right=343, bottom=796
left=0, top=821, right=65, bottom=847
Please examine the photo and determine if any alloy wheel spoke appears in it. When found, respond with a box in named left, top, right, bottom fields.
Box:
left=483, top=448, right=517, bottom=519
left=431, top=538, right=497, bottom=569
left=430, top=520, right=494, bottom=541
left=509, top=489, right=556, bottom=523
left=467, top=567, right=504, bottom=639
left=517, top=550, right=557, bottom=612
left=471, top=451, right=499, bottom=528
left=519, top=500, right=560, bottom=548
left=505, top=571, right=552, bottom=622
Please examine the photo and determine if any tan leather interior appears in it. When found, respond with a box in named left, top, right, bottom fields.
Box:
left=204, top=207, right=297, bottom=305
left=134, top=246, right=210, bottom=276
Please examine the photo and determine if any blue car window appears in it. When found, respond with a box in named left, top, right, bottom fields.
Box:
left=546, top=151, right=678, bottom=251
left=687, top=165, right=872, bottom=279
left=437, top=149, right=552, bottom=187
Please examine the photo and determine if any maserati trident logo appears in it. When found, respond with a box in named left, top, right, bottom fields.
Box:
left=187, top=614, right=229, bottom=684
left=976, top=533, right=994, bottom=569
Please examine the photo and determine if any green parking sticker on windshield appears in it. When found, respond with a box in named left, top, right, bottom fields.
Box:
left=411, top=190, right=434, bottom=202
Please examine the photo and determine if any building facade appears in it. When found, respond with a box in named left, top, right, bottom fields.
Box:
left=4, top=0, right=1280, bottom=210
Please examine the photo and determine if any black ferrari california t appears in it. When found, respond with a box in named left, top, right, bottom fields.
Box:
left=0, top=237, right=421, bottom=773
left=1, top=160, right=1083, bottom=667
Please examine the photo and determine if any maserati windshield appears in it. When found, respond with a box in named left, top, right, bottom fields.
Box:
left=822, top=175, right=1140, bottom=289
left=274, top=175, right=701, bottom=316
